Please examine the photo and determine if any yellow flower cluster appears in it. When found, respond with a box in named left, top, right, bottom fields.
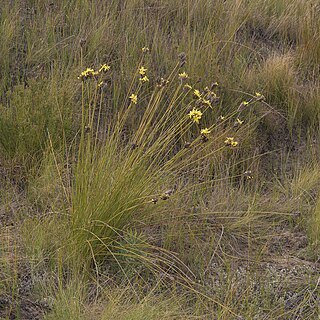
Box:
left=184, top=83, right=219, bottom=127
left=99, top=64, right=111, bottom=73
left=255, top=92, right=265, bottom=101
left=201, top=99, right=212, bottom=107
left=78, top=67, right=96, bottom=81
left=188, top=108, right=203, bottom=124
left=200, top=128, right=211, bottom=135
left=78, top=64, right=111, bottom=81
left=138, top=66, right=149, bottom=83
left=237, top=92, right=265, bottom=111
left=190, top=84, right=219, bottom=109
left=241, top=101, right=249, bottom=107
left=139, top=66, right=147, bottom=75
left=200, top=127, right=211, bottom=142
left=179, top=72, right=188, bottom=79
left=193, top=89, right=202, bottom=99
left=139, top=75, right=149, bottom=83
left=129, top=93, right=138, bottom=104
left=179, top=72, right=189, bottom=83
left=224, top=137, right=238, bottom=147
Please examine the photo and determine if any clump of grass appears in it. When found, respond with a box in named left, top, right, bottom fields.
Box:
left=68, top=57, right=232, bottom=270
left=0, top=79, right=75, bottom=180
left=245, top=53, right=296, bottom=117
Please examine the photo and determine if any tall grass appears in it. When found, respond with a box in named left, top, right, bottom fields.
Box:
left=69, top=59, right=237, bottom=270
left=0, top=0, right=319, bottom=319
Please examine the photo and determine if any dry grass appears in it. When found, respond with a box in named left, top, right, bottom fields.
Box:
left=0, top=0, right=319, bottom=319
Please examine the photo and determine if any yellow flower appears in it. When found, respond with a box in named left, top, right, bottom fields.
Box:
left=139, top=75, right=149, bottom=83
left=188, top=108, right=203, bottom=124
left=241, top=101, right=249, bottom=106
left=139, top=66, right=147, bottom=76
left=142, top=47, right=150, bottom=53
left=200, top=128, right=211, bottom=135
left=129, top=94, right=138, bottom=104
left=224, top=137, right=238, bottom=147
left=78, top=67, right=95, bottom=81
left=85, top=67, right=94, bottom=74
left=219, top=115, right=225, bottom=120
left=201, top=98, right=212, bottom=108
left=178, top=72, right=189, bottom=80
left=99, top=64, right=111, bottom=73
left=236, top=118, right=244, bottom=125
left=255, top=92, right=265, bottom=101
left=193, top=89, right=202, bottom=99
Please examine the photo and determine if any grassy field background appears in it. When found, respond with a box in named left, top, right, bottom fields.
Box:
left=0, top=0, right=319, bottom=319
